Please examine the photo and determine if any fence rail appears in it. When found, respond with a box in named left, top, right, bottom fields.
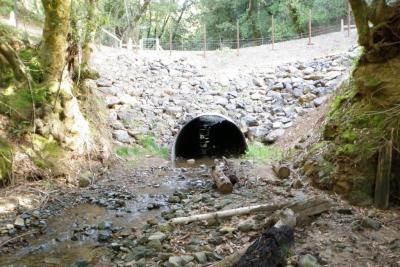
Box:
left=99, top=14, right=356, bottom=55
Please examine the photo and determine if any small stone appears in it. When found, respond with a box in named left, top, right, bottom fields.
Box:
left=148, top=231, right=167, bottom=242
left=313, top=96, right=328, bottom=107
left=264, top=129, right=285, bottom=144
left=14, top=216, right=25, bottom=228
left=70, top=258, right=91, bottom=267
left=113, top=130, right=131, bottom=144
left=169, top=255, right=193, bottom=267
left=97, top=230, right=112, bottom=242
left=168, top=195, right=181, bottom=203
left=78, top=172, right=92, bottom=188
left=298, top=254, right=321, bottom=267
left=148, top=239, right=163, bottom=251
left=238, top=219, right=256, bottom=232
left=98, top=221, right=112, bottom=230
left=219, top=226, right=236, bottom=235
left=186, top=159, right=195, bottom=164
left=361, top=217, right=382, bottom=230
left=147, top=217, right=158, bottom=226
left=292, top=179, right=304, bottom=189
left=194, top=252, right=208, bottom=264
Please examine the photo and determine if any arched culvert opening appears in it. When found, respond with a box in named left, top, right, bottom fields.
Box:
left=172, top=114, right=247, bottom=161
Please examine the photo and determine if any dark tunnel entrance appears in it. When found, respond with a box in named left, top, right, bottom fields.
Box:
left=172, top=114, right=247, bottom=160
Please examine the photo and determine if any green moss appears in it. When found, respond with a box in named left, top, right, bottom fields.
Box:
left=348, top=190, right=373, bottom=206
left=0, top=83, right=47, bottom=133
left=25, top=135, right=63, bottom=170
left=116, top=135, right=169, bottom=160
left=340, top=129, right=357, bottom=143
left=19, top=48, right=44, bottom=83
left=337, top=144, right=357, bottom=156
left=244, top=142, right=283, bottom=164
left=0, top=137, right=13, bottom=185
left=309, top=141, right=329, bottom=153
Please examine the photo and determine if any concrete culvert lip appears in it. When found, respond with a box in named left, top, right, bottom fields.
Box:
left=171, top=113, right=247, bottom=162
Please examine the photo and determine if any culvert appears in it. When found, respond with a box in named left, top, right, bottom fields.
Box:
left=172, top=114, right=247, bottom=161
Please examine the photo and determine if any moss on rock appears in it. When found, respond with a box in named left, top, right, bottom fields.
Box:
left=0, top=138, right=13, bottom=186
left=302, top=56, right=400, bottom=205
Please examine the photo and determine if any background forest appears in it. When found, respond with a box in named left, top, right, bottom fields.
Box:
left=0, top=0, right=348, bottom=48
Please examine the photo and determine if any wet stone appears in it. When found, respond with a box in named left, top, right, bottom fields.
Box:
left=238, top=219, right=256, bottom=232
left=298, top=254, right=321, bottom=267
left=71, top=257, right=91, bottom=266
left=361, top=217, right=382, bottom=230
left=148, top=231, right=167, bottom=242
left=98, top=230, right=112, bottom=242
left=194, top=252, right=208, bottom=264
left=98, top=221, right=113, bottom=230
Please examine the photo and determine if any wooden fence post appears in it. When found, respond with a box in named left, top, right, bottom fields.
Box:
left=347, top=3, right=351, bottom=37
left=308, top=9, right=312, bottom=45
left=341, top=19, right=344, bottom=33
left=203, top=24, right=207, bottom=58
left=236, top=20, right=240, bottom=56
left=271, top=15, right=275, bottom=50
left=169, top=30, right=172, bottom=55
left=374, top=130, right=393, bottom=209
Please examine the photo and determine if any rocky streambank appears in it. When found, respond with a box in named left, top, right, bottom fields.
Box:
left=92, top=47, right=360, bottom=148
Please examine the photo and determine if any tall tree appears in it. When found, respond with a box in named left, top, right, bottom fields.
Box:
left=82, top=0, right=98, bottom=68
left=126, top=0, right=151, bottom=43
left=39, top=0, right=92, bottom=154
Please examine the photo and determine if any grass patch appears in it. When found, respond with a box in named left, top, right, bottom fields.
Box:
left=116, top=135, right=169, bottom=160
left=244, top=142, right=283, bottom=164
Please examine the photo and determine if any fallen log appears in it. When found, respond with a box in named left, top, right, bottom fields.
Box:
left=170, top=196, right=331, bottom=225
left=214, top=204, right=329, bottom=267
left=272, top=164, right=291, bottom=179
left=211, top=162, right=233, bottom=194
left=214, top=209, right=297, bottom=267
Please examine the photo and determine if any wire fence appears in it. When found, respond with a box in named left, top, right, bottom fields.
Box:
left=99, top=19, right=354, bottom=52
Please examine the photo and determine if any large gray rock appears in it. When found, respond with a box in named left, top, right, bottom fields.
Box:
left=113, top=130, right=131, bottom=143
left=264, top=129, right=285, bottom=143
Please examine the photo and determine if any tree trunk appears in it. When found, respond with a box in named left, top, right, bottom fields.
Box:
left=13, top=0, right=18, bottom=27
left=245, top=0, right=261, bottom=40
left=127, top=0, right=151, bottom=44
left=39, top=0, right=92, bottom=154
left=172, top=0, right=190, bottom=41
left=0, top=43, right=27, bottom=82
left=158, top=15, right=170, bottom=39
left=82, top=0, right=97, bottom=68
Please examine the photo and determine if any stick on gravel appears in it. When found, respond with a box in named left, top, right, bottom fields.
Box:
left=170, top=196, right=331, bottom=225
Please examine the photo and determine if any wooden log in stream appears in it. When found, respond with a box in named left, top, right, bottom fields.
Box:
left=272, top=164, right=291, bottom=179
left=211, top=162, right=233, bottom=194
left=170, top=196, right=332, bottom=225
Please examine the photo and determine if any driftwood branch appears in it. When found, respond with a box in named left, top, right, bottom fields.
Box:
left=272, top=165, right=290, bottom=179
left=0, top=43, right=28, bottom=82
left=213, top=200, right=331, bottom=267
left=170, top=196, right=331, bottom=225
left=212, top=162, right=233, bottom=194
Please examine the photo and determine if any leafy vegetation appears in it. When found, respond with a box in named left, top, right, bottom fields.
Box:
left=94, top=0, right=347, bottom=49
left=244, top=141, right=283, bottom=163
left=116, top=135, right=169, bottom=160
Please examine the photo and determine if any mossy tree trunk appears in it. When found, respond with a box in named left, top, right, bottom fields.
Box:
left=303, top=0, right=400, bottom=205
left=82, top=0, right=97, bottom=68
left=39, top=0, right=92, bottom=154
